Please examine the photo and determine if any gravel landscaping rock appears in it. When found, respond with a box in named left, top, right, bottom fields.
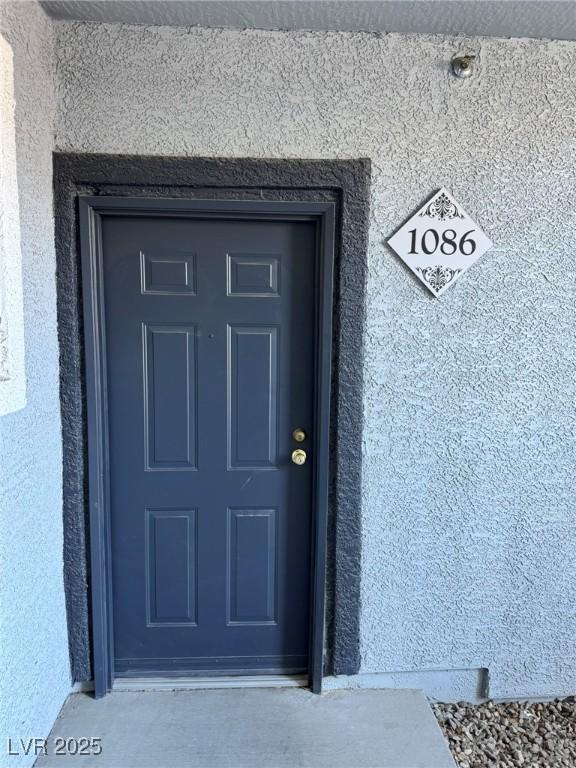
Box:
left=434, top=698, right=576, bottom=767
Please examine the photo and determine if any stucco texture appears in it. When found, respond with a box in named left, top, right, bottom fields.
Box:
left=54, top=22, right=576, bottom=699
left=0, top=3, right=70, bottom=763
left=0, top=32, right=26, bottom=414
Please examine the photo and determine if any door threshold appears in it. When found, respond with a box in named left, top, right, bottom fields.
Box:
left=113, top=675, right=308, bottom=692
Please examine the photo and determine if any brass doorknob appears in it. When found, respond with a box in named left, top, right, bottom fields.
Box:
left=291, top=449, right=307, bottom=466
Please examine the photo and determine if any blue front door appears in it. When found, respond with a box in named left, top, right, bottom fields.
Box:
left=101, top=212, right=316, bottom=676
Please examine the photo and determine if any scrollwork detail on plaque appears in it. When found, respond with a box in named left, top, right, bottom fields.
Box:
left=419, top=192, right=463, bottom=221
left=416, top=265, right=462, bottom=293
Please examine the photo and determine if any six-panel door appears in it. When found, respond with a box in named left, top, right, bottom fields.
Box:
left=102, top=215, right=316, bottom=676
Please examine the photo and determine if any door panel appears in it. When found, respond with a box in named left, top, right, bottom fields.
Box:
left=141, top=251, right=197, bottom=295
left=227, top=254, right=280, bottom=297
left=143, top=324, right=198, bottom=470
left=146, top=508, right=197, bottom=626
left=228, top=326, right=278, bottom=469
left=101, top=215, right=316, bottom=676
left=227, top=508, right=277, bottom=625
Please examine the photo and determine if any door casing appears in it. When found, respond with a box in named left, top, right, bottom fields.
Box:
left=79, top=197, right=335, bottom=697
left=54, top=153, right=370, bottom=695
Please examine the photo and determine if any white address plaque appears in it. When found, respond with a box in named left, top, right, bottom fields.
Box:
left=387, top=188, right=493, bottom=297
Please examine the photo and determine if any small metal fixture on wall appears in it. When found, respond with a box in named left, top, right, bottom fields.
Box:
left=451, top=55, right=476, bottom=79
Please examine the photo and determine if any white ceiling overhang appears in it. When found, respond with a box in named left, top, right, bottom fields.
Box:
left=40, top=0, right=576, bottom=42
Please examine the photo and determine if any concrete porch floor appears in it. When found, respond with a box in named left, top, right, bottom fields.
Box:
left=36, top=687, right=455, bottom=768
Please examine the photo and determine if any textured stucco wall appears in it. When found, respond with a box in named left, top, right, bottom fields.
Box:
left=54, top=22, right=576, bottom=700
left=0, top=33, right=26, bottom=414
left=0, top=3, right=70, bottom=762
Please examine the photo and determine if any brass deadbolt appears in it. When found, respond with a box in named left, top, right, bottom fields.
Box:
left=292, top=428, right=307, bottom=442
left=291, top=449, right=307, bottom=466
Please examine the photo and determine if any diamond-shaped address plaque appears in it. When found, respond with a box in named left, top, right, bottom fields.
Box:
left=387, top=188, right=493, bottom=297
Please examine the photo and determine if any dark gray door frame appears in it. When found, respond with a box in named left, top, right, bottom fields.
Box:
left=54, top=153, right=370, bottom=695
left=79, top=197, right=335, bottom=697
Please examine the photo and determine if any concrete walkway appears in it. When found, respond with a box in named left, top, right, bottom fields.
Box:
left=36, top=688, right=455, bottom=768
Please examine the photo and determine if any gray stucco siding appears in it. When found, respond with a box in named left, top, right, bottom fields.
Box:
left=0, top=3, right=70, bottom=765
left=52, top=22, right=576, bottom=700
